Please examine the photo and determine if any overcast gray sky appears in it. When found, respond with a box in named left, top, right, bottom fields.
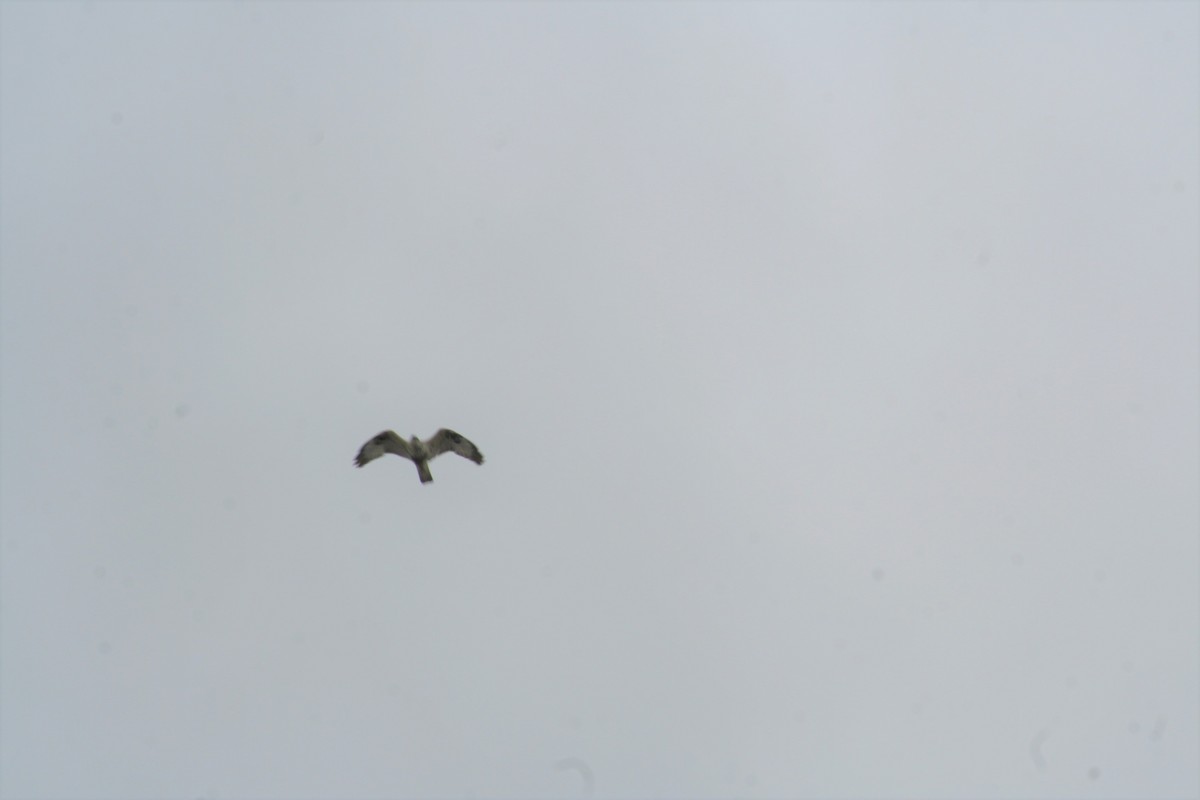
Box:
left=1, top=2, right=1197, bottom=798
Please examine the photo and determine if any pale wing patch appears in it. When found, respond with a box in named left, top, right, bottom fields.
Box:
left=354, top=430, right=411, bottom=467
left=426, top=428, right=485, bottom=464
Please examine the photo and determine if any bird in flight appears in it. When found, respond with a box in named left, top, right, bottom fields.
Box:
left=354, top=429, right=484, bottom=484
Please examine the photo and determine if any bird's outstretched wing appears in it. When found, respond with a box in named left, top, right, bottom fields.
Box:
left=354, top=430, right=412, bottom=467
left=426, top=429, right=485, bottom=464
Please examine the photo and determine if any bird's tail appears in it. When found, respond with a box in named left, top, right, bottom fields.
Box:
left=417, top=461, right=433, bottom=484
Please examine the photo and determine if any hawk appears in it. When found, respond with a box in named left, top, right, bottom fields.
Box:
left=354, top=429, right=484, bottom=484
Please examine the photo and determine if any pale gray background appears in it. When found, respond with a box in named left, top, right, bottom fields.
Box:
left=1, top=2, right=1197, bottom=799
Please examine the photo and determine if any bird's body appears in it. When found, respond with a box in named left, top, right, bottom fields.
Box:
left=354, top=428, right=484, bottom=484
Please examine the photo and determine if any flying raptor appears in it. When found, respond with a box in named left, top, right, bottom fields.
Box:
left=354, top=429, right=484, bottom=484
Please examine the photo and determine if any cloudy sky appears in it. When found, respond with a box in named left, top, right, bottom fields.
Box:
left=1, top=2, right=1197, bottom=798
